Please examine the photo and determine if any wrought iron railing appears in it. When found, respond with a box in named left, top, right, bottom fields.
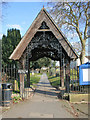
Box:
left=2, top=64, right=20, bottom=92
left=70, top=67, right=88, bottom=94
left=2, top=63, right=34, bottom=101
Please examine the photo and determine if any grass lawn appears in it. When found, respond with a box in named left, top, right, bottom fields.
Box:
left=30, top=73, right=42, bottom=88
left=12, top=73, right=42, bottom=100
left=47, top=73, right=60, bottom=88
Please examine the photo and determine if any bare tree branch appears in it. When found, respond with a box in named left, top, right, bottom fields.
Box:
left=47, top=2, right=89, bottom=64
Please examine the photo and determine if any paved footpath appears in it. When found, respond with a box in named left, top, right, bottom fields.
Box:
left=2, top=73, right=75, bottom=118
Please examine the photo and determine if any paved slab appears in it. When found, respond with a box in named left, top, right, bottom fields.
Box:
left=2, top=73, right=75, bottom=118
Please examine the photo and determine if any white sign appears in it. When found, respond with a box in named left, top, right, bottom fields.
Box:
left=82, top=69, right=90, bottom=82
left=18, top=70, right=28, bottom=74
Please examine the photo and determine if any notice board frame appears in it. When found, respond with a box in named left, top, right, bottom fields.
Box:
left=79, top=62, right=90, bottom=85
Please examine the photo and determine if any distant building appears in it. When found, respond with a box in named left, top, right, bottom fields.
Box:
left=53, top=56, right=90, bottom=69
left=70, top=56, right=90, bottom=69
left=86, top=56, right=90, bottom=61
left=56, top=61, right=59, bottom=66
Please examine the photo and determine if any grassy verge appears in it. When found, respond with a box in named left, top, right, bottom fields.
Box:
left=12, top=73, right=42, bottom=101
left=30, top=73, right=42, bottom=88
left=47, top=73, right=60, bottom=88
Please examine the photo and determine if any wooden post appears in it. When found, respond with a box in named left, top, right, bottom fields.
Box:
left=18, top=59, right=25, bottom=97
left=60, top=60, right=64, bottom=87
left=19, top=73, right=24, bottom=97
left=27, top=59, right=30, bottom=88
left=65, top=60, right=70, bottom=93
left=59, top=61, right=61, bottom=86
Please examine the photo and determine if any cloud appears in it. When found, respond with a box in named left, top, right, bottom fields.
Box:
left=7, top=24, right=22, bottom=30
left=0, top=33, right=3, bottom=39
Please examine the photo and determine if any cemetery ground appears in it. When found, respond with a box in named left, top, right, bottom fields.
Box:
left=1, top=73, right=89, bottom=118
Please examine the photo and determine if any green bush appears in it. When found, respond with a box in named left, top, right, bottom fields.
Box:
left=13, top=95, right=22, bottom=103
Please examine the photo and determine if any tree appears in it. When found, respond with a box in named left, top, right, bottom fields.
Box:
left=71, top=41, right=82, bottom=55
left=47, top=2, right=89, bottom=64
left=30, top=57, right=51, bottom=69
left=38, top=57, right=51, bottom=68
left=2, top=29, right=21, bottom=65
left=52, top=61, right=56, bottom=68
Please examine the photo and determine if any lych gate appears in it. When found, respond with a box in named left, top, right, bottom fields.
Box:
left=9, top=8, right=78, bottom=96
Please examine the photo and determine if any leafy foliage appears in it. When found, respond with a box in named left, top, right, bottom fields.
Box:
left=12, top=95, right=22, bottom=103
left=2, top=29, right=21, bottom=65
left=30, top=57, right=51, bottom=69
left=2, top=29, right=52, bottom=69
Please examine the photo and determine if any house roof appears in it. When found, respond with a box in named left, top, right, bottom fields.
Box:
left=9, top=8, right=78, bottom=60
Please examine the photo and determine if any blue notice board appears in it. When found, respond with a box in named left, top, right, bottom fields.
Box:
left=79, top=62, right=90, bottom=85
